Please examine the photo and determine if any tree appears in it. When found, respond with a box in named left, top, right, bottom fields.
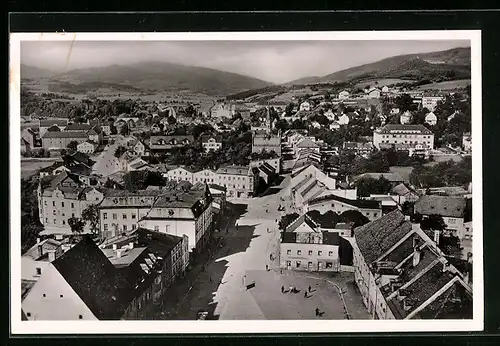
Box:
left=114, top=145, right=127, bottom=158
left=120, top=123, right=129, bottom=136
left=68, top=217, right=85, bottom=234
left=355, top=176, right=392, bottom=197
left=67, top=141, right=78, bottom=152
left=338, top=210, right=370, bottom=228
left=167, top=115, right=177, bottom=125
left=60, top=148, right=67, bottom=156
left=110, top=124, right=118, bottom=135
left=82, top=204, right=100, bottom=235
left=123, top=170, right=166, bottom=191
left=420, top=214, right=447, bottom=232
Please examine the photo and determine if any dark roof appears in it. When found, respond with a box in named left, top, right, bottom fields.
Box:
left=65, top=123, right=93, bottom=131
left=354, top=172, right=405, bottom=183
left=134, top=228, right=183, bottom=257
left=258, top=163, right=275, bottom=176
left=322, top=231, right=340, bottom=245
left=284, top=214, right=318, bottom=233
left=375, top=124, right=433, bottom=135
left=353, top=210, right=412, bottom=264
left=42, top=131, right=89, bottom=139
left=52, top=236, right=131, bottom=320
left=46, top=125, right=61, bottom=132
left=200, top=134, right=223, bottom=143
left=414, top=195, right=467, bottom=218
left=71, top=152, right=94, bottom=167
left=40, top=119, right=68, bottom=127
left=308, top=194, right=381, bottom=210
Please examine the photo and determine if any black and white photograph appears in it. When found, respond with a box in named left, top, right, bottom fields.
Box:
left=10, top=31, right=482, bottom=333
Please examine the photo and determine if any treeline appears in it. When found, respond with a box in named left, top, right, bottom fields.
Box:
left=48, top=81, right=143, bottom=94
left=409, top=157, right=472, bottom=188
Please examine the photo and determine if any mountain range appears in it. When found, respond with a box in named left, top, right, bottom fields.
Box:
left=21, top=46, right=471, bottom=96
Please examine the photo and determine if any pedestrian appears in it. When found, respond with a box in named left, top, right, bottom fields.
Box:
left=308, top=285, right=311, bottom=292
left=266, top=264, right=269, bottom=271
left=315, top=308, right=320, bottom=316
left=304, top=291, right=308, bottom=298
left=281, top=285, right=284, bottom=293
left=210, top=277, right=212, bottom=282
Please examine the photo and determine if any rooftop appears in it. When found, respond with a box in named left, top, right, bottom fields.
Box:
left=308, top=193, right=381, bottom=210
left=354, top=172, right=405, bottom=183
left=375, top=124, right=433, bottom=135
left=414, top=195, right=467, bottom=218
left=42, top=131, right=89, bottom=139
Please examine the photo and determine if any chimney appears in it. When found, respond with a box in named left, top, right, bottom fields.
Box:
left=129, top=242, right=134, bottom=250
left=37, top=245, right=43, bottom=258
left=113, top=244, right=117, bottom=251
left=412, top=236, right=421, bottom=267
left=47, top=249, right=56, bottom=262
left=37, top=237, right=41, bottom=244
left=433, top=230, right=440, bottom=245
left=116, top=250, right=122, bottom=258
left=442, top=262, right=449, bottom=273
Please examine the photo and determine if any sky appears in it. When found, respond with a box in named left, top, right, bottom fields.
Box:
left=21, top=40, right=470, bottom=84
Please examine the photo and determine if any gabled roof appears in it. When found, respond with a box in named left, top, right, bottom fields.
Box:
left=353, top=210, right=412, bottom=264
left=392, top=183, right=419, bottom=197
left=42, top=131, right=89, bottom=139
left=284, top=214, right=319, bottom=233
left=308, top=193, right=381, bottom=210
left=216, top=165, right=251, bottom=176
left=200, top=134, right=223, bottom=143
left=65, top=123, right=93, bottom=131
left=414, top=195, right=467, bottom=218
left=46, top=125, right=61, bottom=132
left=52, top=236, right=131, bottom=320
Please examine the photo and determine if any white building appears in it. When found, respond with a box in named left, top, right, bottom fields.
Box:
left=425, top=112, right=438, bottom=126
left=422, top=96, right=445, bottom=112
left=299, top=101, right=311, bottom=111
left=201, top=135, right=223, bottom=153
left=338, top=90, right=350, bottom=100
left=373, top=124, right=434, bottom=150
left=76, top=141, right=98, bottom=154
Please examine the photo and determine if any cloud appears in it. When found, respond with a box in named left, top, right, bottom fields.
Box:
left=21, top=39, right=470, bottom=84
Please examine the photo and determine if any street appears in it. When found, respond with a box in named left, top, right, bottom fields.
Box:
left=165, top=175, right=369, bottom=320
left=91, top=135, right=131, bottom=177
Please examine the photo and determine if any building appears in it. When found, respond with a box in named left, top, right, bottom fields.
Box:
left=299, top=101, right=311, bottom=111
left=462, top=132, right=472, bottom=153
left=149, top=135, right=195, bottom=152
left=422, top=96, right=445, bottom=112
left=39, top=119, right=68, bottom=138
left=392, top=183, right=421, bottom=204
left=338, top=90, right=350, bottom=100
left=343, top=142, right=374, bottom=156
left=41, top=131, right=89, bottom=150
left=164, top=166, right=196, bottom=183
left=425, top=112, right=438, bottom=126
left=77, top=140, right=98, bottom=154
left=252, top=130, right=282, bottom=156
left=352, top=210, right=472, bottom=319
left=295, top=138, right=321, bottom=156
left=249, top=157, right=281, bottom=174
left=98, top=186, right=213, bottom=255
left=280, top=214, right=341, bottom=272
left=373, top=124, right=434, bottom=150
left=399, top=111, right=412, bottom=125
left=381, top=86, right=390, bottom=93
left=414, top=195, right=469, bottom=240
left=215, top=165, right=259, bottom=198
left=367, top=88, right=381, bottom=99
left=306, top=194, right=382, bottom=222
left=65, top=123, right=103, bottom=143
left=210, top=102, right=233, bottom=119
left=37, top=171, right=104, bottom=238
left=129, top=138, right=149, bottom=157
left=338, top=113, right=350, bottom=125
left=22, top=128, right=38, bottom=150
left=200, top=135, right=223, bottom=153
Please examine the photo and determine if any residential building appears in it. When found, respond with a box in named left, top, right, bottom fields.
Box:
left=425, top=112, right=438, bottom=126
left=338, top=90, right=350, bottom=100
left=400, top=111, right=412, bottom=125
left=149, top=135, right=195, bottom=152
left=129, top=138, right=149, bottom=156
left=352, top=210, right=472, bottom=319
left=37, top=171, right=104, bottom=238
left=39, top=119, right=68, bottom=138
left=295, top=138, right=321, bottom=156
left=41, top=131, right=89, bottom=150
left=373, top=124, right=434, bottom=150
left=200, top=135, right=223, bottom=153
left=252, top=130, right=282, bottom=156
left=367, top=88, right=381, bottom=99
left=65, top=123, right=103, bottom=143
left=338, top=113, right=350, bottom=125
left=280, top=214, right=341, bottom=272
left=98, top=186, right=213, bottom=255
left=256, top=162, right=277, bottom=185
left=422, top=96, right=445, bottom=112
left=215, top=165, right=259, bottom=198
left=299, top=101, right=311, bottom=111
left=414, top=195, right=469, bottom=240
left=249, top=157, right=281, bottom=174
left=164, top=166, right=196, bottom=184
left=207, top=183, right=227, bottom=229
left=392, top=183, right=421, bottom=204
left=381, top=86, right=390, bottom=93
left=462, top=132, right=471, bottom=152
left=77, top=140, right=98, bottom=154
left=306, top=194, right=382, bottom=221
left=343, top=142, right=374, bottom=156
left=329, top=121, right=341, bottom=130
left=22, top=128, right=38, bottom=149
left=210, top=102, right=233, bottom=119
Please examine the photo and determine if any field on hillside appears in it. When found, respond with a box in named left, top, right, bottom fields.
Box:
left=21, top=159, right=61, bottom=179
left=270, top=87, right=319, bottom=102
left=389, top=166, right=414, bottom=183
left=355, top=79, right=413, bottom=89
left=416, top=79, right=471, bottom=91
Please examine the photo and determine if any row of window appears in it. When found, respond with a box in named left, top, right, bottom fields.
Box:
left=381, top=134, right=432, bottom=139
left=285, top=249, right=334, bottom=256
left=45, top=216, right=75, bottom=225
left=103, top=212, right=137, bottom=220
left=285, top=260, right=335, bottom=269
left=380, top=140, right=432, bottom=145
left=103, top=223, right=138, bottom=232
left=45, top=201, right=76, bottom=208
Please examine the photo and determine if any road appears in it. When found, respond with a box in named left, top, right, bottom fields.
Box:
left=91, top=135, right=131, bottom=177
left=170, top=176, right=369, bottom=320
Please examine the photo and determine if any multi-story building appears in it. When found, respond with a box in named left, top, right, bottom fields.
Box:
left=352, top=210, right=472, bottom=319
left=422, top=95, right=445, bottom=112
left=214, top=165, right=259, bottom=198
left=41, top=131, right=89, bottom=150
left=22, top=128, right=38, bottom=150
left=39, top=119, right=68, bottom=138
left=210, top=102, right=233, bottom=119
left=280, top=214, right=341, bottom=272
left=306, top=194, right=382, bottom=222
left=343, top=142, right=374, bottom=156
left=200, top=135, right=223, bottom=152
left=252, top=130, right=282, bottom=156
left=149, top=135, right=195, bottom=153
left=37, top=171, right=105, bottom=238
left=373, top=124, right=434, bottom=150
left=98, top=186, right=212, bottom=255
left=76, top=140, right=98, bottom=154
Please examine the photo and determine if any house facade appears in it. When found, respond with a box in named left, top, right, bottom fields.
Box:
left=422, top=96, right=445, bottom=112
left=201, top=135, right=223, bottom=152
left=373, top=124, right=434, bottom=150
left=42, top=132, right=89, bottom=150
left=39, top=119, right=68, bottom=138
left=306, top=194, right=383, bottom=222
left=252, top=130, right=282, bottom=156
left=77, top=141, right=98, bottom=154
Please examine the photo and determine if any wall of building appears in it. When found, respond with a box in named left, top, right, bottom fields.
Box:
left=307, top=200, right=382, bottom=221
left=373, top=132, right=434, bottom=150
left=42, top=136, right=87, bottom=150
left=280, top=243, right=340, bottom=272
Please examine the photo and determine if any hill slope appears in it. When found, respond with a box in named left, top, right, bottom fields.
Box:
left=286, top=47, right=471, bottom=85
left=22, top=62, right=272, bottom=96
left=21, top=64, right=56, bottom=79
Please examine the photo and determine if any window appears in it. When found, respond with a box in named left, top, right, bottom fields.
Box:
left=308, top=250, right=313, bottom=255
left=123, top=225, right=127, bottom=232
left=52, top=210, right=56, bottom=215
left=53, top=219, right=56, bottom=224
left=44, top=201, right=47, bottom=206
left=36, top=267, right=42, bottom=275
left=123, top=213, right=127, bottom=219
left=61, top=202, right=65, bottom=207
left=448, top=218, right=456, bottom=224
left=297, top=250, right=302, bottom=255
left=374, top=213, right=378, bottom=218
left=296, top=261, right=301, bottom=268
left=325, top=262, right=333, bottom=269
left=132, top=213, right=136, bottom=219
left=318, top=251, right=323, bottom=256
left=43, top=294, right=46, bottom=297
left=27, top=312, right=31, bottom=317
left=60, top=294, right=63, bottom=298
left=45, top=218, right=48, bottom=223
left=72, top=213, right=75, bottom=218
left=165, top=225, right=170, bottom=233
left=103, top=213, right=108, bottom=220
left=104, top=224, right=108, bottom=231
left=286, top=250, right=291, bottom=255
left=52, top=201, right=55, bottom=206
left=113, top=213, right=117, bottom=220
left=79, top=315, right=83, bottom=319
left=62, top=220, right=66, bottom=225
left=328, top=251, right=333, bottom=256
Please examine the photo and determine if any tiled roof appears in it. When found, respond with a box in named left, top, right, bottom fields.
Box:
left=42, top=131, right=89, bottom=139
left=284, top=214, right=319, bottom=233
left=414, top=195, right=467, bottom=218
left=23, top=239, right=63, bottom=260
left=52, top=236, right=131, bottom=320
left=375, top=124, right=433, bottom=135
left=133, top=228, right=183, bottom=257
left=414, top=281, right=473, bottom=319
left=40, top=119, right=68, bottom=127
left=353, top=210, right=412, bottom=264
left=46, top=125, right=61, bottom=132
left=308, top=194, right=381, bottom=210
left=392, top=183, right=418, bottom=197
left=215, top=165, right=251, bottom=176
left=65, top=123, right=93, bottom=131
